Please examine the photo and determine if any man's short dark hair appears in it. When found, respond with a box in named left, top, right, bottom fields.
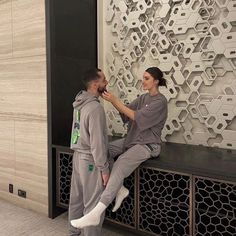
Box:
left=82, top=68, right=101, bottom=89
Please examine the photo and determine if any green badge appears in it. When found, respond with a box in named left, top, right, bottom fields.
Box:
left=88, top=164, right=94, bottom=172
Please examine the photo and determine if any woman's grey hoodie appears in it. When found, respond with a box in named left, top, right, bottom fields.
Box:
left=70, top=91, right=109, bottom=174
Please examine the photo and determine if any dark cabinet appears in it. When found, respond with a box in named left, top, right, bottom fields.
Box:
left=55, top=144, right=236, bottom=235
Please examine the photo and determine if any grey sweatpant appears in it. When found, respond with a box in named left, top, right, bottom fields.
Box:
left=68, top=152, right=105, bottom=236
left=100, top=138, right=161, bottom=207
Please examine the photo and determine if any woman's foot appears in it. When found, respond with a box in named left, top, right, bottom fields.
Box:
left=112, top=186, right=129, bottom=212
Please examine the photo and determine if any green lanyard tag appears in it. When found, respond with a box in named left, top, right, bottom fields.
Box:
left=71, top=110, right=81, bottom=145
left=71, top=130, right=80, bottom=144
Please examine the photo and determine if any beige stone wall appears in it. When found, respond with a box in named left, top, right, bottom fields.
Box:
left=0, top=0, right=48, bottom=215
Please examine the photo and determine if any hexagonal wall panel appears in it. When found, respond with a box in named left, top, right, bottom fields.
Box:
left=104, top=0, right=236, bottom=150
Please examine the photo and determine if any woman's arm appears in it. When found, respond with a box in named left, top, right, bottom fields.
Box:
left=102, top=91, right=135, bottom=120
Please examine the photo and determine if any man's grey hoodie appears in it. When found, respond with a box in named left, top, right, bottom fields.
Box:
left=70, top=90, right=109, bottom=174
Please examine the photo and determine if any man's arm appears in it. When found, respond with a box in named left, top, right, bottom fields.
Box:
left=89, top=106, right=110, bottom=185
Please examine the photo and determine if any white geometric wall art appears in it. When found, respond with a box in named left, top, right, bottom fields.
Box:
left=103, top=0, right=236, bottom=150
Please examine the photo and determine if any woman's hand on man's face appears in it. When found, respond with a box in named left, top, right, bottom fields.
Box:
left=102, top=91, right=116, bottom=103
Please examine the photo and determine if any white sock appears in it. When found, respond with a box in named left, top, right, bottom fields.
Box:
left=112, top=186, right=129, bottom=212
left=71, top=202, right=106, bottom=229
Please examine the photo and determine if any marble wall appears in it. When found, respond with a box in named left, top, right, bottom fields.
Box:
left=0, top=0, right=48, bottom=214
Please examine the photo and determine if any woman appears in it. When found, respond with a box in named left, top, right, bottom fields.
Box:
left=71, top=67, right=168, bottom=229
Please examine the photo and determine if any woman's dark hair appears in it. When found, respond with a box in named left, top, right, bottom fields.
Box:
left=145, top=67, right=167, bottom=87
left=83, top=68, right=101, bottom=89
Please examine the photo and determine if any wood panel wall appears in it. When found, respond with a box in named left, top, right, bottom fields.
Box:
left=0, top=0, right=48, bottom=215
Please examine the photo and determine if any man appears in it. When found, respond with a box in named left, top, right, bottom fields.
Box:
left=68, top=68, right=109, bottom=236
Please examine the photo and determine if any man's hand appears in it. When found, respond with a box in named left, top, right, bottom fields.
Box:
left=102, top=173, right=110, bottom=186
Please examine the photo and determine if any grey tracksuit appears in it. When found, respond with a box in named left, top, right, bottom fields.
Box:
left=100, top=93, right=168, bottom=207
left=68, top=91, right=109, bottom=236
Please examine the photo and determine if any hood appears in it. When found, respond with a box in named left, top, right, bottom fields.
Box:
left=73, top=90, right=99, bottom=110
